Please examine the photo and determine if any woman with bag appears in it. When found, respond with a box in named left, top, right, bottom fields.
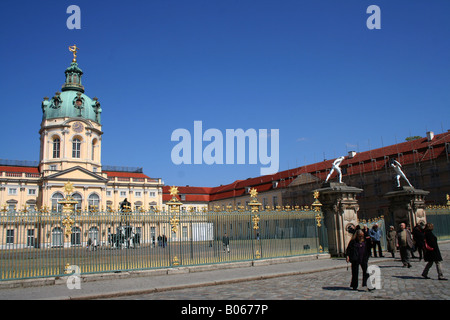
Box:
left=346, top=229, right=372, bottom=290
left=421, top=223, right=447, bottom=280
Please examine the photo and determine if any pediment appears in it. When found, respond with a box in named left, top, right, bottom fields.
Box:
left=45, top=166, right=108, bottom=183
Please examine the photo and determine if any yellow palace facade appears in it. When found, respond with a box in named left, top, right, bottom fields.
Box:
left=0, top=46, right=164, bottom=215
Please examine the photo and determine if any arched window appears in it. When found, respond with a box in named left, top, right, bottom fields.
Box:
left=72, top=193, right=82, bottom=211
left=88, top=227, right=99, bottom=243
left=71, top=227, right=81, bottom=246
left=51, top=192, right=64, bottom=213
left=53, top=138, right=60, bottom=158
left=52, top=227, right=63, bottom=247
left=91, top=139, right=97, bottom=161
left=88, top=193, right=100, bottom=212
left=72, top=138, right=81, bottom=158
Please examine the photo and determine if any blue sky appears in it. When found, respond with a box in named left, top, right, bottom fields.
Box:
left=0, top=0, right=449, bottom=187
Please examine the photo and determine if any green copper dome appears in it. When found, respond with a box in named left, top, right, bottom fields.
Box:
left=41, top=61, right=102, bottom=124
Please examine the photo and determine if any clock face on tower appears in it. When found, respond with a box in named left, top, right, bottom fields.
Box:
left=72, top=121, right=84, bottom=133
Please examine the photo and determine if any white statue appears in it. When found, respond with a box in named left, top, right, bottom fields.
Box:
left=390, top=159, right=413, bottom=188
left=325, top=156, right=345, bottom=183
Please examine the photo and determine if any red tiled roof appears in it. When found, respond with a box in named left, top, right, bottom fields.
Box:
left=162, top=186, right=213, bottom=194
left=168, top=131, right=450, bottom=202
left=0, top=166, right=39, bottom=173
left=162, top=185, right=213, bottom=203
left=104, top=171, right=151, bottom=179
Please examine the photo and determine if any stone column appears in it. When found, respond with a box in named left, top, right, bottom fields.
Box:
left=315, top=182, right=363, bottom=257
left=384, top=186, right=429, bottom=229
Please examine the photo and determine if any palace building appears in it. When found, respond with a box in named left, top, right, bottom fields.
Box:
left=0, top=47, right=163, bottom=213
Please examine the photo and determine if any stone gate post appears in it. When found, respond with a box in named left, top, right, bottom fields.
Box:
left=384, top=186, right=429, bottom=229
left=314, top=182, right=362, bottom=257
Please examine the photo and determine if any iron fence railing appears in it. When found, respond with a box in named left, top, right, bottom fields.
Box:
left=0, top=209, right=328, bottom=281
left=426, top=206, right=450, bottom=241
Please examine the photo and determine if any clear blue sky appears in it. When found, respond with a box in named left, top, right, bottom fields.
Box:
left=0, top=0, right=449, bottom=187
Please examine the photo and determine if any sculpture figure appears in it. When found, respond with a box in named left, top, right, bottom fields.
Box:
left=68, top=45, right=79, bottom=62
left=390, top=159, right=413, bottom=188
left=325, top=156, right=345, bottom=183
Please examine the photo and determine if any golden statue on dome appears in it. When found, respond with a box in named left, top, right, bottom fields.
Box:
left=68, top=45, right=79, bottom=62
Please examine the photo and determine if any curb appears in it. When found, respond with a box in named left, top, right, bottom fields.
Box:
left=62, top=258, right=392, bottom=300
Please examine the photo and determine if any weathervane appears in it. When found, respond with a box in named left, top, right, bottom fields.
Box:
left=68, top=45, right=79, bottom=62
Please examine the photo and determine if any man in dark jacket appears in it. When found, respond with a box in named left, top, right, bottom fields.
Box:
left=422, top=223, right=447, bottom=280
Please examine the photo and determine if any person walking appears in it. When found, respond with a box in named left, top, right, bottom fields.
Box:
left=397, top=222, right=413, bottom=268
left=346, top=229, right=372, bottom=291
left=223, top=233, right=230, bottom=253
left=386, top=226, right=397, bottom=258
left=362, top=224, right=372, bottom=257
left=421, top=223, right=447, bottom=280
left=369, top=224, right=384, bottom=257
left=412, top=222, right=425, bottom=261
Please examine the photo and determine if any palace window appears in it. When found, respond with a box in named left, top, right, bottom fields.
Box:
left=88, top=227, right=99, bottom=242
left=53, top=138, right=60, bottom=158
left=51, top=192, right=64, bottom=213
left=88, top=193, right=100, bottom=211
left=72, top=138, right=81, bottom=158
left=92, top=139, right=98, bottom=161
left=27, top=229, right=35, bottom=247
left=52, top=227, right=63, bottom=247
left=6, top=230, right=14, bottom=244
left=72, top=193, right=82, bottom=211
left=71, top=227, right=81, bottom=246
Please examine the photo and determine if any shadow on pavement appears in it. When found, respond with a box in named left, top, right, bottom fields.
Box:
left=322, top=286, right=354, bottom=291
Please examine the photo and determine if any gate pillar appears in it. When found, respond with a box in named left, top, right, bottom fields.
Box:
left=384, top=186, right=429, bottom=229
left=314, top=182, right=362, bottom=257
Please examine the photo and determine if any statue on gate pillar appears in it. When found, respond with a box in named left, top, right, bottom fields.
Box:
left=384, top=159, right=429, bottom=229
left=390, top=159, right=413, bottom=188
left=325, top=156, right=345, bottom=184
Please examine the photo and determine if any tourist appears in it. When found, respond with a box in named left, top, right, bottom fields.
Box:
left=362, top=225, right=372, bottom=256
left=386, top=226, right=397, bottom=258
left=346, top=229, right=372, bottom=290
left=223, top=233, right=230, bottom=253
left=412, top=222, right=425, bottom=261
left=421, top=223, right=447, bottom=280
left=397, top=222, right=413, bottom=268
left=369, top=224, right=384, bottom=257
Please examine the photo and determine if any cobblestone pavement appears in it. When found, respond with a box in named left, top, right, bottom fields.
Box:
left=111, top=248, right=450, bottom=300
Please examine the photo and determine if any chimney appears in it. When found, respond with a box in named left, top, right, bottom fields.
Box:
left=426, top=131, right=434, bottom=141
left=348, top=151, right=357, bottom=158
